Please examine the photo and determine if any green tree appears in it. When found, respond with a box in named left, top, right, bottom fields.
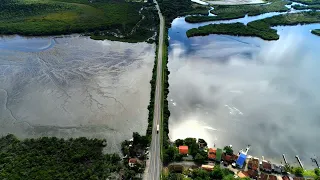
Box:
left=192, top=168, right=210, bottom=180
left=210, top=165, right=224, bottom=179
left=294, top=167, right=304, bottom=177
left=184, top=138, right=198, bottom=157
left=224, top=146, right=233, bottom=155
left=175, top=139, right=184, bottom=147
left=194, top=153, right=206, bottom=164
left=167, top=172, right=185, bottom=180
left=163, top=146, right=178, bottom=164
left=315, top=168, right=320, bottom=176
left=198, top=138, right=207, bottom=147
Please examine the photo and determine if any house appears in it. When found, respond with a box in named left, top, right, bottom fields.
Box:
left=236, top=153, right=247, bottom=168
left=201, top=164, right=214, bottom=171
left=259, top=173, right=269, bottom=180
left=293, top=178, right=305, bottom=180
left=260, top=161, right=272, bottom=173
left=282, top=176, right=293, bottom=180
left=208, top=148, right=216, bottom=160
left=223, top=154, right=233, bottom=166
left=128, top=158, right=138, bottom=167
left=216, top=148, right=223, bottom=162
left=269, top=175, right=277, bottom=180
left=248, top=169, right=258, bottom=179
left=232, top=154, right=239, bottom=161
left=248, top=158, right=259, bottom=171
left=238, top=171, right=249, bottom=178
left=179, top=146, right=188, bottom=155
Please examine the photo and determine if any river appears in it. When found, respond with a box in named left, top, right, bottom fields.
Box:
left=168, top=12, right=320, bottom=167
left=0, top=35, right=154, bottom=153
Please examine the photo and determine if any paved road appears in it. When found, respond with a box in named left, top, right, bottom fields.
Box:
left=145, top=1, right=164, bottom=180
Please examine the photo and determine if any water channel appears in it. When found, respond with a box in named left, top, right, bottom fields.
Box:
left=168, top=10, right=320, bottom=167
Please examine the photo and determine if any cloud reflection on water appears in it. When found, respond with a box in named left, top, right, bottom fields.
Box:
left=168, top=27, right=320, bottom=166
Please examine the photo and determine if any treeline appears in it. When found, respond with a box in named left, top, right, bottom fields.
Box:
left=157, top=0, right=210, bottom=25
left=186, top=11, right=320, bottom=40
left=186, top=22, right=279, bottom=40
left=185, top=15, right=244, bottom=23
left=311, top=29, right=320, bottom=36
left=162, top=27, right=171, bottom=153
left=291, top=0, right=320, bottom=5
left=146, top=34, right=159, bottom=137
left=164, top=165, right=240, bottom=180
left=186, top=1, right=289, bottom=23
left=292, top=4, right=320, bottom=10
left=158, top=0, right=192, bottom=25
left=0, top=0, right=71, bottom=19
left=248, top=11, right=320, bottom=28
left=0, top=134, right=122, bottom=179
left=0, top=0, right=158, bottom=42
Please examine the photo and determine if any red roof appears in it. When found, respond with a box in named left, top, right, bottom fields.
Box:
left=282, top=176, right=290, bottom=180
left=248, top=169, right=258, bottom=178
left=259, top=173, right=268, bottom=180
left=232, top=154, right=239, bottom=161
left=223, top=155, right=232, bottom=162
left=129, top=158, right=137, bottom=163
left=269, top=175, right=277, bottom=180
left=262, top=161, right=272, bottom=170
left=208, top=148, right=216, bottom=159
left=179, top=146, right=188, bottom=154
left=293, top=178, right=304, bottom=180
left=248, top=159, right=259, bottom=170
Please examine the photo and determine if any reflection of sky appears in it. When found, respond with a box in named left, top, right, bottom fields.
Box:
left=168, top=15, right=320, bottom=167
left=0, top=35, right=55, bottom=52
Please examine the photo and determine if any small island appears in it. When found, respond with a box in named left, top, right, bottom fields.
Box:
left=186, top=12, right=320, bottom=40
left=311, top=29, right=320, bottom=36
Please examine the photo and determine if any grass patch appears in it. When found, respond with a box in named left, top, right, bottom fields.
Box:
left=185, top=1, right=289, bottom=23
left=311, top=29, right=320, bottom=36
left=186, top=11, right=320, bottom=40
left=0, top=0, right=158, bottom=42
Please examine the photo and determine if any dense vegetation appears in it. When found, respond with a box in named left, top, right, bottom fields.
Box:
left=311, top=29, right=320, bottom=36
left=186, top=22, right=279, bottom=40
left=162, top=26, right=172, bottom=159
left=186, top=12, right=320, bottom=40
left=0, top=134, right=122, bottom=179
left=247, top=11, right=320, bottom=29
left=163, top=165, right=243, bottom=180
left=185, top=1, right=289, bottom=23
left=0, top=0, right=158, bottom=42
left=292, top=4, right=320, bottom=10
left=163, top=138, right=208, bottom=164
left=291, top=0, right=320, bottom=5
left=157, top=0, right=209, bottom=25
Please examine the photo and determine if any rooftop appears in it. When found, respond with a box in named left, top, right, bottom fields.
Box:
left=238, top=171, right=249, bottom=178
left=179, top=146, right=188, bottom=154
left=216, top=148, right=223, bottom=161
left=236, top=153, right=247, bottom=167
left=262, top=161, right=272, bottom=170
